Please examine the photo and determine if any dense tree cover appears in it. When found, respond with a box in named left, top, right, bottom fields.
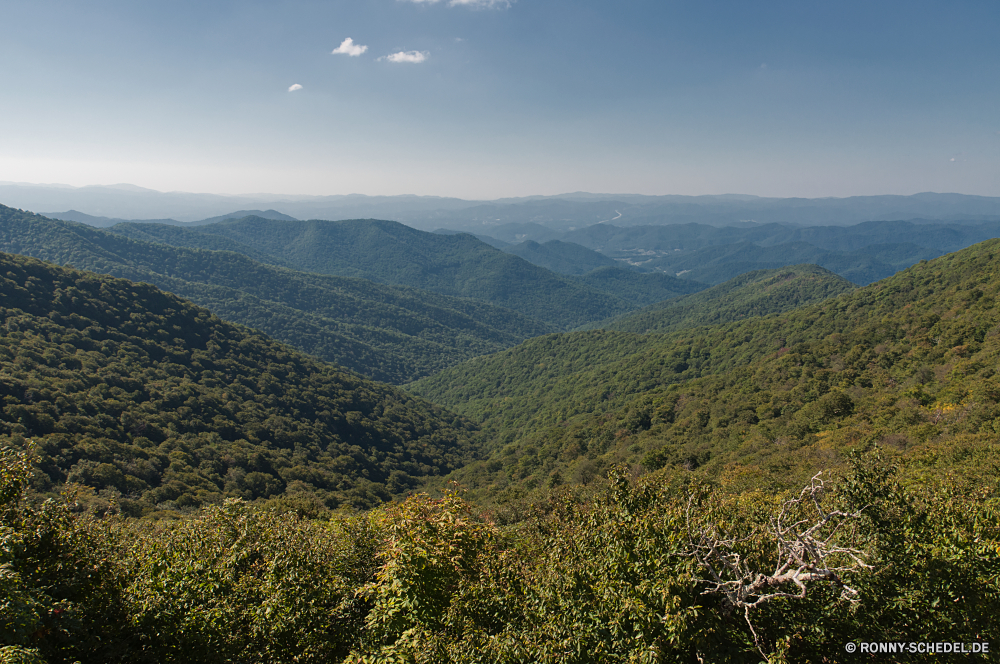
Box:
left=571, top=266, right=707, bottom=309
left=635, top=240, right=940, bottom=286
left=3, top=205, right=999, bottom=662
left=563, top=218, right=1000, bottom=256
left=0, top=205, right=554, bottom=383
left=0, top=253, right=477, bottom=513
left=107, top=216, right=636, bottom=328
left=411, top=241, right=1000, bottom=504
left=558, top=219, right=1000, bottom=285
left=502, top=239, right=619, bottom=275
left=3, top=445, right=996, bottom=663
left=594, top=265, right=855, bottom=334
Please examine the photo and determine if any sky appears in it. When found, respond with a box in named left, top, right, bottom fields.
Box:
left=1, top=0, right=998, bottom=199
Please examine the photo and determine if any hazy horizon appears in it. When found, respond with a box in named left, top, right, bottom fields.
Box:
left=4, top=180, right=1000, bottom=203
left=2, top=1, right=997, bottom=199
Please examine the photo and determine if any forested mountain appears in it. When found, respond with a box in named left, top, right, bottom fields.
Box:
left=612, top=239, right=940, bottom=285
left=107, top=216, right=635, bottom=328
left=42, top=208, right=299, bottom=228
left=0, top=252, right=477, bottom=514
left=195, top=209, right=298, bottom=225
left=42, top=210, right=181, bottom=228
left=571, top=265, right=707, bottom=307
left=593, top=264, right=855, bottom=333
left=460, top=218, right=998, bottom=286
left=561, top=218, right=1000, bottom=255
left=502, top=239, right=619, bottom=275
left=432, top=228, right=510, bottom=249
left=0, top=206, right=553, bottom=383
left=4, top=241, right=996, bottom=664
left=409, top=240, right=1000, bottom=504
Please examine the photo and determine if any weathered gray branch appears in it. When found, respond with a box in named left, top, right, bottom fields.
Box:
left=685, top=472, right=871, bottom=656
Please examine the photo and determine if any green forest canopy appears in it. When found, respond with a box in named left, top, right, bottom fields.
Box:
left=1, top=226, right=998, bottom=663
left=0, top=252, right=477, bottom=515
left=410, top=241, right=1000, bottom=506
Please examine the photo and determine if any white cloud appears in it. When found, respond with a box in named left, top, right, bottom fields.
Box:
left=288, top=83, right=303, bottom=92
left=332, top=38, right=368, bottom=57
left=379, top=50, right=429, bottom=63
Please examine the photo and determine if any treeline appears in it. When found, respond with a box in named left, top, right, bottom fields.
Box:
left=2, top=445, right=996, bottom=663
left=0, top=253, right=475, bottom=514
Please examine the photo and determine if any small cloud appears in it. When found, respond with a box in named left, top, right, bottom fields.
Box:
left=950, top=157, right=956, bottom=162
left=379, top=50, right=429, bottom=63
left=332, top=38, right=368, bottom=57
left=288, top=83, right=303, bottom=92
left=760, top=63, right=767, bottom=69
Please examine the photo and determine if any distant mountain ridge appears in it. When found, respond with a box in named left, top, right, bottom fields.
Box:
left=43, top=208, right=299, bottom=228
left=0, top=206, right=554, bottom=383
left=503, top=239, right=618, bottom=275
left=106, top=216, right=639, bottom=329
left=8, top=185, right=998, bottom=291
left=3, top=181, right=999, bottom=228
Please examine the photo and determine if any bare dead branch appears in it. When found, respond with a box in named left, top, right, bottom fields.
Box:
left=685, top=472, right=872, bottom=657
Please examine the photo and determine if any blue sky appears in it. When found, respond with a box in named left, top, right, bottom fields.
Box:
left=1, top=0, right=997, bottom=198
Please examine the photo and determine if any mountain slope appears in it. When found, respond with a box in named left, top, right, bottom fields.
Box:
left=597, top=265, right=855, bottom=334
left=503, top=239, right=619, bottom=275
left=409, top=241, right=1000, bottom=499
left=572, top=265, right=707, bottom=308
left=634, top=239, right=942, bottom=285
left=561, top=219, right=1000, bottom=255
left=0, top=252, right=477, bottom=513
left=0, top=206, right=557, bottom=383
left=559, top=219, right=1000, bottom=284
left=107, top=216, right=635, bottom=328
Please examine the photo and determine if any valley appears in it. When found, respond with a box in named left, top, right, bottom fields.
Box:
left=1, top=194, right=998, bottom=662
